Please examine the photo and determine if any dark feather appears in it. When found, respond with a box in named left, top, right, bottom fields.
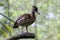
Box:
left=13, top=21, right=19, bottom=28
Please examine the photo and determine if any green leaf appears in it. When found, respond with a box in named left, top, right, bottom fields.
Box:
left=0, top=13, right=14, bottom=22
left=0, top=2, right=4, bottom=6
left=5, top=25, right=14, bottom=33
left=0, top=21, right=13, bottom=33
left=0, top=29, right=9, bottom=38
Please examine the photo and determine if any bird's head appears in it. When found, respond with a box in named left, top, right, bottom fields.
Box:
left=32, top=6, right=40, bottom=14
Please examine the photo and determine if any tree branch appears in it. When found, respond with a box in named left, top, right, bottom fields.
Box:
left=7, top=32, right=35, bottom=40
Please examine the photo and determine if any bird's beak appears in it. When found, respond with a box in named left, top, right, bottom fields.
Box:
left=37, top=11, right=40, bottom=14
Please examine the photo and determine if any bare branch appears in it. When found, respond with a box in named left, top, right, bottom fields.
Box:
left=7, top=32, right=35, bottom=40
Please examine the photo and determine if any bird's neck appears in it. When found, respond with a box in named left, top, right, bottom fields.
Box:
left=31, top=11, right=36, bottom=21
left=31, top=11, right=35, bottom=16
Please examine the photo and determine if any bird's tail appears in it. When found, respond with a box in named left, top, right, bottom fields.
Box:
left=13, top=21, right=19, bottom=28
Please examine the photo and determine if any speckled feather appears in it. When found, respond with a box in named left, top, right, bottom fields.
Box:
left=13, top=13, right=36, bottom=28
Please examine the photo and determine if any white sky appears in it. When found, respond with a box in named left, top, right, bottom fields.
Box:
left=46, top=12, right=55, bottom=19
left=0, top=6, right=4, bottom=19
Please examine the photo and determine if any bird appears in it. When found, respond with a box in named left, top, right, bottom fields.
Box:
left=13, top=6, right=40, bottom=33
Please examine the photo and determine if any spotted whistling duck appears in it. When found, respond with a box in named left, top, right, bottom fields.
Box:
left=13, top=6, right=40, bottom=33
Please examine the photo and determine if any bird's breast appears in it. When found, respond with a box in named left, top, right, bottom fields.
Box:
left=17, top=14, right=36, bottom=27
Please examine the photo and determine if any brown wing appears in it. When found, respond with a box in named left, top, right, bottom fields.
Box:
left=13, top=14, right=31, bottom=28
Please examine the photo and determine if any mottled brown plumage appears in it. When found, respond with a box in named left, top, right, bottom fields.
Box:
left=13, top=6, right=40, bottom=33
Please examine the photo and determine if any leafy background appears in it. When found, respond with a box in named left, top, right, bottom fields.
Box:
left=0, top=0, right=60, bottom=40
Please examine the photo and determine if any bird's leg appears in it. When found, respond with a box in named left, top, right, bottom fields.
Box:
left=26, top=26, right=28, bottom=33
left=22, top=27, right=23, bottom=33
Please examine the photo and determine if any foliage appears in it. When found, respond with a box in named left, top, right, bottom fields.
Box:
left=0, top=13, right=14, bottom=22
left=0, top=21, right=13, bottom=33
left=0, top=29, right=9, bottom=38
left=0, top=2, right=4, bottom=6
left=0, top=21, right=14, bottom=38
left=0, top=0, right=60, bottom=40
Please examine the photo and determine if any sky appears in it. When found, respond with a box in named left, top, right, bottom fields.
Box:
left=0, top=6, right=4, bottom=19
